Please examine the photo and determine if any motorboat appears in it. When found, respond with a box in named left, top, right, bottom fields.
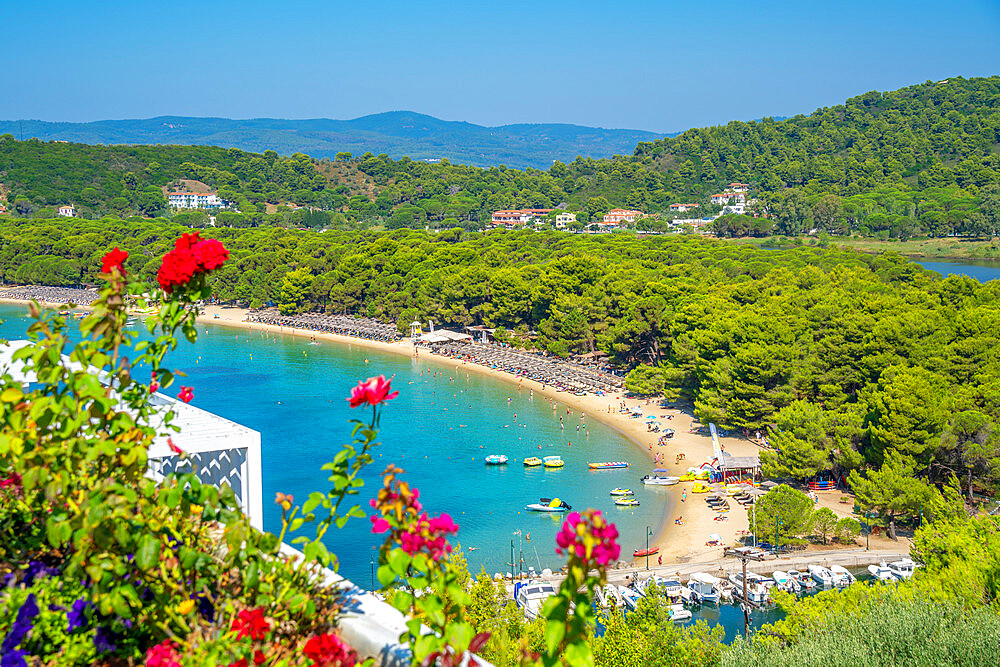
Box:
left=787, top=569, right=816, bottom=589
left=525, top=497, right=571, bottom=512
left=887, top=558, right=918, bottom=580
left=543, top=456, right=564, bottom=468
left=829, top=565, right=856, bottom=587
left=523, top=457, right=542, bottom=467
left=729, top=572, right=769, bottom=603
left=633, top=546, right=659, bottom=558
left=618, top=586, right=643, bottom=611
left=615, top=498, right=640, bottom=507
left=484, top=454, right=508, bottom=465
left=589, top=461, right=628, bottom=469
left=868, top=562, right=897, bottom=582
left=809, top=565, right=836, bottom=587
left=641, top=475, right=679, bottom=486
left=687, top=572, right=721, bottom=603
left=515, top=581, right=556, bottom=621
left=609, top=488, right=633, bottom=496
left=668, top=603, right=692, bottom=622
left=771, top=570, right=798, bottom=593
left=715, top=579, right=735, bottom=601
left=660, top=579, right=686, bottom=600
left=603, top=584, right=624, bottom=608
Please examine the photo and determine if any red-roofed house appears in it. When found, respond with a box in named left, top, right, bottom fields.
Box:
left=601, top=208, right=643, bottom=225
left=58, top=205, right=75, bottom=217
left=711, top=193, right=746, bottom=205
left=490, top=208, right=554, bottom=227
left=727, top=183, right=750, bottom=193
left=669, top=203, right=699, bottom=212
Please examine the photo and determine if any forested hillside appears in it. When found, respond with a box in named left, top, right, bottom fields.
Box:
left=2, top=77, right=998, bottom=238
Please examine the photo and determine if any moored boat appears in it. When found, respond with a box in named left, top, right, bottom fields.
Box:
left=633, top=546, right=659, bottom=558
left=516, top=581, right=556, bottom=621
left=887, top=558, right=918, bottom=580
left=589, top=461, right=628, bottom=469
left=523, top=457, right=542, bottom=466
left=641, top=475, right=679, bottom=486
left=771, top=570, right=797, bottom=593
left=829, top=565, right=856, bottom=587
left=868, top=562, right=896, bottom=582
left=484, top=454, right=508, bottom=465
left=787, top=569, right=816, bottom=589
left=609, top=487, right=633, bottom=496
left=525, top=497, right=571, bottom=512
left=808, top=564, right=836, bottom=587
left=687, top=572, right=721, bottom=603
left=615, top=498, right=640, bottom=507
left=543, top=455, right=564, bottom=468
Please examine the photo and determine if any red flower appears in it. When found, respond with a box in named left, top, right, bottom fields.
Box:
left=0, top=472, right=22, bottom=490
left=157, top=250, right=199, bottom=293
left=167, top=438, right=183, bottom=455
left=150, top=371, right=160, bottom=394
left=102, top=247, right=128, bottom=276
left=145, top=640, right=181, bottom=667
left=231, top=608, right=270, bottom=641
left=178, top=386, right=193, bottom=403
left=227, top=654, right=265, bottom=667
left=192, top=238, right=229, bottom=271
left=347, top=375, right=398, bottom=408
left=156, top=232, right=229, bottom=293
left=303, top=633, right=357, bottom=667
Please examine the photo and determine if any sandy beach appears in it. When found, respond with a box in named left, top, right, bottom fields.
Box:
left=3, top=296, right=888, bottom=565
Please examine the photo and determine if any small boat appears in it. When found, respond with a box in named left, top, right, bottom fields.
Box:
left=729, top=572, right=769, bottom=604
left=771, top=570, right=798, bottom=593
left=484, top=454, right=508, bottom=465
left=687, top=572, right=721, bottom=603
left=603, top=584, right=624, bottom=608
left=618, top=586, right=642, bottom=611
left=829, top=565, right=856, bottom=587
left=525, top=497, right=571, bottom=512
left=633, top=546, right=659, bottom=558
left=516, top=581, right=556, bottom=621
left=660, top=579, right=686, bottom=600
left=609, top=488, right=633, bottom=496
left=641, top=475, right=679, bottom=486
left=787, top=569, right=816, bottom=589
left=868, top=562, right=897, bottom=582
left=523, top=457, right=542, bottom=467
left=887, top=558, right=918, bottom=580
left=543, top=456, right=564, bottom=468
left=615, top=498, right=640, bottom=507
left=589, top=461, right=628, bottom=469
left=808, top=564, right=836, bottom=587
left=669, top=602, right=692, bottom=622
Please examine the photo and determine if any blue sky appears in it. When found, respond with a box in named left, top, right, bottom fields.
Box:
left=4, top=0, right=999, bottom=132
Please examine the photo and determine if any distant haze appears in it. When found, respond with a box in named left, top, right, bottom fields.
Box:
left=0, top=112, right=671, bottom=170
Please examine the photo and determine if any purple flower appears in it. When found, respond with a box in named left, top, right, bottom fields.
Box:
left=23, top=561, right=58, bottom=586
left=2, top=594, right=39, bottom=666
left=67, top=599, right=91, bottom=633
left=93, top=626, right=116, bottom=654
left=197, top=594, right=215, bottom=622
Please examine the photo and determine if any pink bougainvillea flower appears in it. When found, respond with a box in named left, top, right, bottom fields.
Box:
left=347, top=375, right=398, bottom=408
left=303, top=632, right=357, bottom=667
left=101, top=247, right=128, bottom=276
left=177, top=386, right=193, bottom=403
left=370, top=516, right=390, bottom=534
left=167, top=438, right=183, bottom=455
left=145, top=640, right=181, bottom=667
left=231, top=607, right=270, bottom=641
left=150, top=371, right=160, bottom=394
left=556, top=509, right=620, bottom=567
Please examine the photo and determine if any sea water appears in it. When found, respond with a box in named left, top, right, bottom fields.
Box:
left=0, top=303, right=670, bottom=587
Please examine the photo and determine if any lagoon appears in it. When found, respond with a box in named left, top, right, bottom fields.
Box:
left=915, top=258, right=1000, bottom=282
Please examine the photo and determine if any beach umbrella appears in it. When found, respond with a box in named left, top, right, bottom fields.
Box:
left=760, top=481, right=778, bottom=489
left=743, top=487, right=768, bottom=497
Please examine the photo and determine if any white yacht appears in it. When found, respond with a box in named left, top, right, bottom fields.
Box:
left=660, top=579, right=687, bottom=601
left=868, top=562, right=897, bottom=582
left=516, top=581, right=556, bottom=621
left=687, top=572, right=722, bottom=603
left=641, top=475, right=680, bottom=485
left=771, top=570, right=798, bottom=593
left=618, top=585, right=643, bottom=611
left=887, top=558, right=918, bottom=580
left=787, top=569, right=816, bottom=590
left=829, top=565, right=856, bottom=587
left=808, top=564, right=836, bottom=587
left=669, top=602, right=692, bottom=622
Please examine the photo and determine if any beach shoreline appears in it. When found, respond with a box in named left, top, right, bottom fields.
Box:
left=0, top=296, right=763, bottom=565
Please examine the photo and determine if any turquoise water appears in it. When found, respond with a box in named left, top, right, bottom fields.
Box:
left=916, top=258, right=1000, bottom=282
left=0, top=303, right=668, bottom=588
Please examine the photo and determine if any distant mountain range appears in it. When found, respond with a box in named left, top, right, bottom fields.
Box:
left=0, top=112, right=672, bottom=169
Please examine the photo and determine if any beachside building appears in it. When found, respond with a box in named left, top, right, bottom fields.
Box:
left=602, top=208, right=643, bottom=225
left=490, top=208, right=553, bottom=227
left=58, top=205, right=75, bottom=217
left=710, top=193, right=746, bottom=206
left=555, top=212, right=576, bottom=229
left=167, top=192, right=230, bottom=210
left=669, top=203, right=699, bottom=213
left=727, top=183, right=750, bottom=193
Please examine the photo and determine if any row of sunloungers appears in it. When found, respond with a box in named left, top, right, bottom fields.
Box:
left=245, top=309, right=402, bottom=343
left=0, top=285, right=99, bottom=306
left=431, top=342, right=624, bottom=395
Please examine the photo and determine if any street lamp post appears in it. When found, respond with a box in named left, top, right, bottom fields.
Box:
left=775, top=518, right=782, bottom=554
left=370, top=554, right=375, bottom=591
left=646, top=526, right=653, bottom=570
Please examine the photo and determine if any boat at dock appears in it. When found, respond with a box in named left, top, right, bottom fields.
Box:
left=543, top=456, right=564, bottom=468
left=687, top=572, right=722, bottom=603
left=887, top=558, right=918, bottom=580
left=808, top=564, right=836, bottom=587
left=522, top=457, right=542, bottom=466
left=516, top=581, right=556, bottom=621
left=829, top=565, right=856, bottom=587
left=589, top=461, right=628, bottom=469
left=525, top=497, right=571, bottom=512
left=787, top=569, right=816, bottom=589
left=771, top=570, right=797, bottom=593
left=484, top=454, right=508, bottom=465
left=868, top=562, right=897, bottom=582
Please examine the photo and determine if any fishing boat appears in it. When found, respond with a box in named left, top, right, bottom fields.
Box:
left=516, top=581, right=556, bottom=621
left=525, top=497, right=571, bottom=512
left=633, top=546, right=659, bottom=558
left=829, top=565, right=856, bottom=587
left=641, top=475, right=679, bottom=485
left=609, top=488, right=633, bottom=496
left=729, top=572, right=769, bottom=604
left=787, top=569, right=816, bottom=589
left=589, top=461, right=628, bottom=469
left=484, top=454, right=508, bottom=465
left=523, top=457, right=542, bottom=467
left=808, top=564, right=836, bottom=587
left=615, top=498, right=640, bottom=507
left=543, top=456, right=564, bottom=468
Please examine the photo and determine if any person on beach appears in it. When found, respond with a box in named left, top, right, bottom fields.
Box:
left=658, top=555, right=662, bottom=566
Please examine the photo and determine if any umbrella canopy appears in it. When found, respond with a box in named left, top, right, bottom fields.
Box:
left=743, top=487, right=769, bottom=497
left=707, top=533, right=723, bottom=543
left=760, top=481, right=778, bottom=489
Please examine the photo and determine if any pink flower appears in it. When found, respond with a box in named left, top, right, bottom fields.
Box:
left=370, top=517, right=390, bottom=534
left=397, top=512, right=458, bottom=560
left=556, top=509, right=620, bottom=567
left=347, top=375, right=398, bottom=408
left=145, top=640, right=181, bottom=667
left=167, top=438, right=183, bottom=455
left=178, top=386, right=193, bottom=403
left=150, top=371, right=160, bottom=394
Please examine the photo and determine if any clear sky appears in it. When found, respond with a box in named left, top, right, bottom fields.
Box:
left=4, top=0, right=999, bottom=132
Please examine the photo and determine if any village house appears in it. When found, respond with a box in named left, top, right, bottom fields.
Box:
left=555, top=212, right=576, bottom=229
left=727, top=183, right=750, bottom=193
left=58, top=205, right=75, bottom=217
left=669, top=203, right=699, bottom=213
left=710, top=192, right=746, bottom=206
left=601, top=208, right=643, bottom=225
left=490, top=208, right=553, bottom=227
left=167, top=192, right=230, bottom=210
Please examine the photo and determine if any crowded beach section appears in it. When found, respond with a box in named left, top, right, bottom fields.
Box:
left=0, top=286, right=865, bottom=565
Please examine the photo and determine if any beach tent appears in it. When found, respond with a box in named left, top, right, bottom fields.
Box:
left=707, top=533, right=723, bottom=545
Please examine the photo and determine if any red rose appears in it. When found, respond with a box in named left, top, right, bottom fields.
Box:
left=303, top=633, right=356, bottom=667
left=231, top=608, right=270, bottom=641
left=192, top=238, right=229, bottom=271
left=102, top=247, right=128, bottom=276
left=347, top=375, right=398, bottom=408
left=178, top=386, right=193, bottom=403
left=157, top=250, right=199, bottom=293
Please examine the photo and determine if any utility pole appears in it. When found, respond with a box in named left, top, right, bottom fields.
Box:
left=510, top=539, right=515, bottom=582
left=646, top=526, right=652, bottom=570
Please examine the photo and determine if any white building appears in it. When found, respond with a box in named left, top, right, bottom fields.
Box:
left=710, top=192, right=746, bottom=206
left=168, top=192, right=230, bottom=210
left=58, top=205, right=75, bottom=217
left=669, top=203, right=699, bottom=213
left=555, top=212, right=576, bottom=229
left=602, top=208, right=643, bottom=225
left=727, top=183, right=750, bottom=193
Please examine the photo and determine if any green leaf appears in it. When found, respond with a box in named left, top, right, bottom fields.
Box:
left=377, top=564, right=397, bottom=587
left=134, top=534, right=161, bottom=570
left=544, top=619, right=566, bottom=655
left=302, top=491, right=325, bottom=514
left=564, top=641, right=594, bottom=667
left=388, top=548, right=411, bottom=576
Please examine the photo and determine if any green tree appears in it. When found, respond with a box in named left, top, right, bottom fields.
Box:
left=625, top=364, right=665, bottom=396
left=864, top=366, right=949, bottom=464
left=848, top=449, right=937, bottom=539
left=762, top=401, right=832, bottom=479
left=752, top=484, right=814, bottom=545
left=810, top=507, right=838, bottom=545
left=278, top=267, right=315, bottom=315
